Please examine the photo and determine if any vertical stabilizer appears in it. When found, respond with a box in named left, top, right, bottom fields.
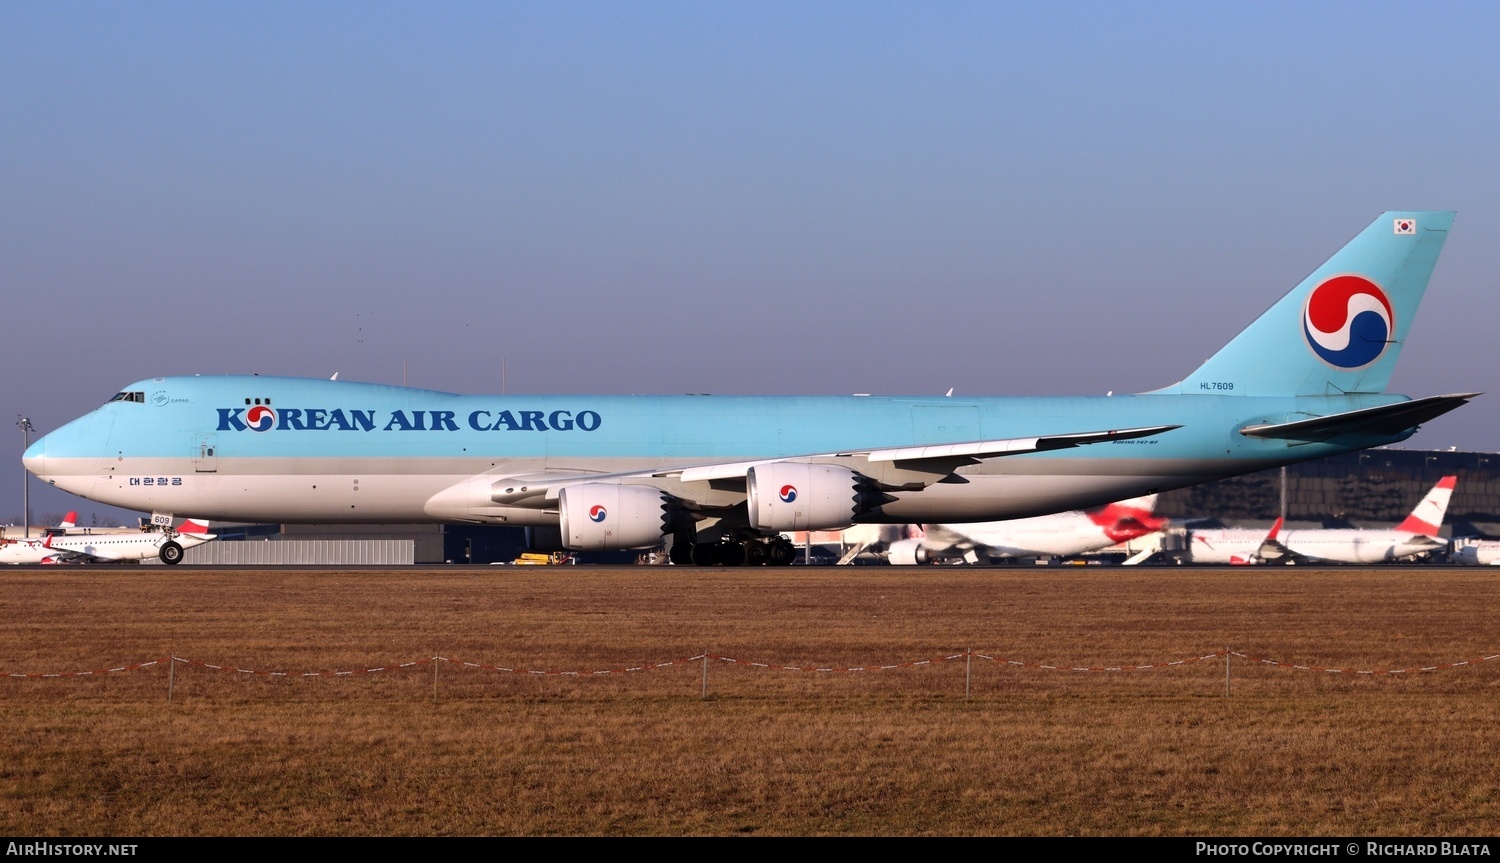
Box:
left=1163, top=211, right=1453, bottom=396
left=1394, top=476, right=1457, bottom=535
left=1088, top=494, right=1167, bottom=542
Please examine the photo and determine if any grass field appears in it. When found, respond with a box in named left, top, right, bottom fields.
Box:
left=2, top=565, right=1498, bottom=836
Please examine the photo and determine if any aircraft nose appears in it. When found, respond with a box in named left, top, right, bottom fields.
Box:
left=22, top=435, right=45, bottom=478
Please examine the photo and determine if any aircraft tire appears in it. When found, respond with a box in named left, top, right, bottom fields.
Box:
left=768, top=539, right=797, bottom=566
left=669, top=541, right=694, bottom=565
left=690, top=542, right=721, bottom=566
left=718, top=541, right=746, bottom=567
left=743, top=540, right=768, bottom=566
left=159, top=541, right=184, bottom=566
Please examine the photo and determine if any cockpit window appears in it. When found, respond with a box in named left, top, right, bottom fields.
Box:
left=108, top=391, right=145, bottom=404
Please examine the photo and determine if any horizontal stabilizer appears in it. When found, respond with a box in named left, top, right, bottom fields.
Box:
left=179, top=519, right=214, bottom=536
left=1239, top=393, right=1479, bottom=441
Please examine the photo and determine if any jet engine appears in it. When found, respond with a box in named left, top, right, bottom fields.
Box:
left=557, top=483, right=675, bottom=551
left=747, top=463, right=867, bottom=532
left=886, top=539, right=932, bottom=566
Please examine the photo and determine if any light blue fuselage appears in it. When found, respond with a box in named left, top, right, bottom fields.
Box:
left=24, top=375, right=1410, bottom=526
left=21, top=211, right=1467, bottom=548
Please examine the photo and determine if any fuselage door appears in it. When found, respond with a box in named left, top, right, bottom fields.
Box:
left=193, top=434, right=218, bottom=473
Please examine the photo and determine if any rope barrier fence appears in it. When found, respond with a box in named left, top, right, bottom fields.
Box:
left=6, top=647, right=1500, bottom=701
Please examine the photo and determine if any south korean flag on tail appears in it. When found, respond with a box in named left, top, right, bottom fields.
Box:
left=1394, top=218, right=1417, bottom=234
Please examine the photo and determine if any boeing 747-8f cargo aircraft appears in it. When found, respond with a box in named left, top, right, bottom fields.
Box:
left=24, top=212, right=1476, bottom=564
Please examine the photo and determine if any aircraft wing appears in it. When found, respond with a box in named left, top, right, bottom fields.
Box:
left=436, top=424, right=1182, bottom=520
left=51, top=551, right=94, bottom=564
left=36, top=539, right=104, bottom=563
left=1252, top=518, right=1291, bottom=563
left=661, top=424, right=1181, bottom=484
left=1255, top=538, right=1293, bottom=563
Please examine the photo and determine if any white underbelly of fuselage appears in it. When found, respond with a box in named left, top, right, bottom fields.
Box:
left=43, top=454, right=1211, bottom=526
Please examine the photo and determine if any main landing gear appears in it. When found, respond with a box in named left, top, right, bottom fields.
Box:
left=670, top=536, right=798, bottom=566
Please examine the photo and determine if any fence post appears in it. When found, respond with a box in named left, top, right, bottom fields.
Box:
left=701, top=649, right=709, bottom=700
left=965, top=647, right=972, bottom=701
left=167, top=656, right=175, bottom=704
left=1224, top=647, right=1231, bottom=697
left=433, top=655, right=440, bottom=705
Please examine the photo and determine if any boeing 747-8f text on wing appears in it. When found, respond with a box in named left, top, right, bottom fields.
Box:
left=24, top=212, right=1477, bottom=564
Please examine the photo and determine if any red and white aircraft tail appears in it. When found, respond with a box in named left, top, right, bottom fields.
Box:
left=1087, top=496, right=1169, bottom=544
left=1394, top=475, right=1458, bottom=535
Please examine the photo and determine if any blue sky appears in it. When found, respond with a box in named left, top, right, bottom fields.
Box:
left=3, top=1, right=1497, bottom=524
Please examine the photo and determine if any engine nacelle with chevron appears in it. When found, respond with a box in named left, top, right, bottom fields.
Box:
left=558, top=483, right=674, bottom=551
left=747, top=463, right=867, bottom=532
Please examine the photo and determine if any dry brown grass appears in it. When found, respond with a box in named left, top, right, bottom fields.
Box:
left=2, top=565, right=1499, bottom=836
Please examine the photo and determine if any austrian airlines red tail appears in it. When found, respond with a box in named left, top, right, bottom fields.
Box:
left=1087, top=497, right=1170, bottom=544
left=1394, top=475, right=1457, bottom=535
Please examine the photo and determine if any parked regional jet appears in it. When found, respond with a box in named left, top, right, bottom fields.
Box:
left=1453, top=541, right=1500, bottom=565
left=887, top=496, right=1166, bottom=564
left=44, top=518, right=216, bottom=565
left=0, top=535, right=61, bottom=564
left=0, top=518, right=215, bottom=565
left=1188, top=476, right=1457, bottom=564
left=1184, top=520, right=1285, bottom=566
left=0, top=511, right=78, bottom=564
left=23, top=212, right=1476, bottom=565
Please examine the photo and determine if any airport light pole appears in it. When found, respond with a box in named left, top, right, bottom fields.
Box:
left=17, top=416, right=34, bottom=538
left=1280, top=465, right=1287, bottom=522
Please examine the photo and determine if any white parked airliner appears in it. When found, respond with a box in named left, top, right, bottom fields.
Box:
left=887, top=496, right=1166, bottom=564
left=1188, top=476, right=1456, bottom=564
left=1453, top=542, right=1500, bottom=565
left=0, top=518, right=216, bottom=565
left=0, top=535, right=62, bottom=564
